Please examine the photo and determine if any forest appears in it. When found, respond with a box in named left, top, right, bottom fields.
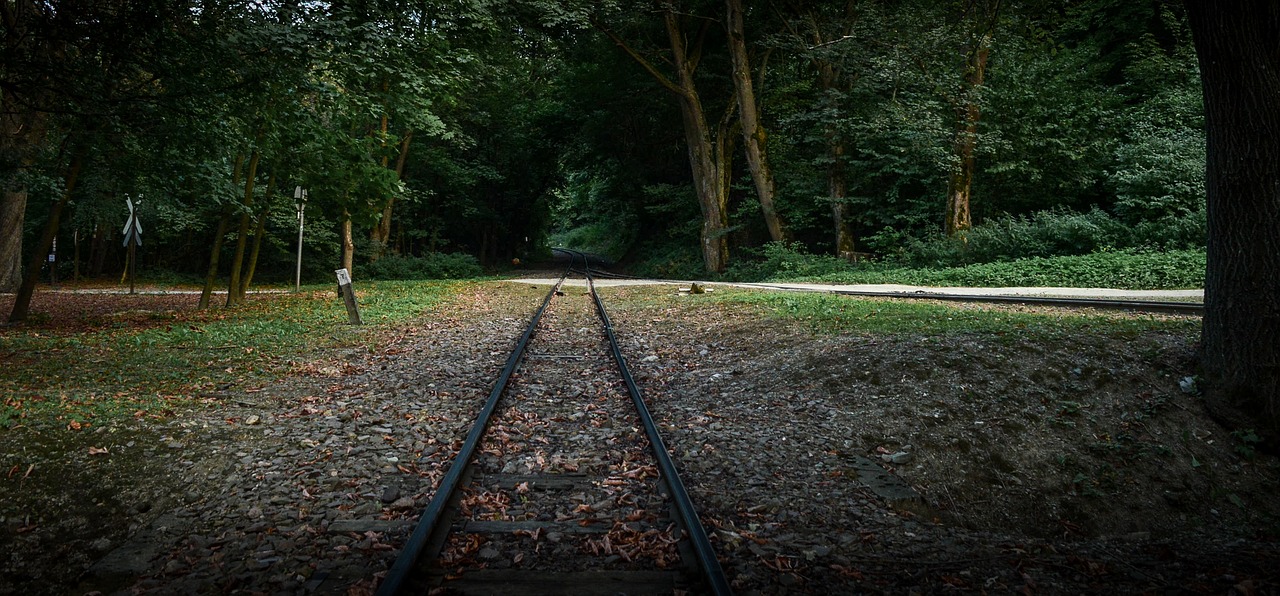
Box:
left=3, top=1, right=1277, bottom=437
left=2, top=0, right=1208, bottom=297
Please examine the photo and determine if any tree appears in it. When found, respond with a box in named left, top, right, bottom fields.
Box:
left=1, top=1, right=54, bottom=293
left=726, top=0, right=787, bottom=243
left=595, top=3, right=736, bottom=273
left=945, top=0, right=1000, bottom=238
left=1184, top=1, right=1280, bottom=446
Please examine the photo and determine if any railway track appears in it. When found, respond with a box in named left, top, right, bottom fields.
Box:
left=375, top=250, right=731, bottom=595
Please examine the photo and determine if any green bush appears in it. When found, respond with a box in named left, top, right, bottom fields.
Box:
left=549, top=221, right=636, bottom=262
left=810, top=249, right=1206, bottom=290
left=363, top=252, right=483, bottom=281
left=628, top=242, right=704, bottom=280
left=725, top=241, right=1204, bottom=290
left=880, top=207, right=1206, bottom=268
left=725, top=242, right=853, bottom=281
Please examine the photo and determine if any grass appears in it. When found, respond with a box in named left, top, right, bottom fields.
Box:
left=702, top=288, right=1201, bottom=338
left=804, top=250, right=1206, bottom=290
left=0, top=280, right=458, bottom=429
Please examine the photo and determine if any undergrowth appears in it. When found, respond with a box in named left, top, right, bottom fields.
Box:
left=727, top=243, right=1204, bottom=290
left=362, top=252, right=483, bottom=280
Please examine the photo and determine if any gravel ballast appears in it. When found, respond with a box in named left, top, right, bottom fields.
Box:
left=2, top=280, right=1277, bottom=595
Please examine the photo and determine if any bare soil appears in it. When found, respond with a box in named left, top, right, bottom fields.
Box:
left=1, top=281, right=1277, bottom=594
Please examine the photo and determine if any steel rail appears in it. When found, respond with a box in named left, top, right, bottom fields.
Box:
left=567, top=248, right=735, bottom=596
left=548, top=250, right=1202, bottom=315
left=376, top=271, right=568, bottom=596
left=746, top=283, right=1204, bottom=315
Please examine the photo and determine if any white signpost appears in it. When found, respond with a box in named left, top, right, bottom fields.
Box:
left=335, top=268, right=363, bottom=324
left=122, top=196, right=142, bottom=294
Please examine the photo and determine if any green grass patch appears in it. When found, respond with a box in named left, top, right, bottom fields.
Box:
left=707, top=289, right=1200, bottom=337
left=0, top=280, right=458, bottom=429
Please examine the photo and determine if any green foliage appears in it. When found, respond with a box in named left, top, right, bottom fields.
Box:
left=727, top=240, right=1205, bottom=290
left=628, top=242, right=705, bottom=280
left=880, top=208, right=1205, bottom=267
left=362, top=253, right=484, bottom=281
left=549, top=222, right=634, bottom=262
left=1231, top=429, right=1263, bottom=461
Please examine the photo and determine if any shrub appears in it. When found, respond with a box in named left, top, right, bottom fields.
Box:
left=809, top=249, right=1205, bottom=290
left=363, top=252, right=483, bottom=281
left=885, top=207, right=1206, bottom=268
left=725, top=242, right=855, bottom=282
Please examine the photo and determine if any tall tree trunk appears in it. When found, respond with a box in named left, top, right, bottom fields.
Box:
left=198, top=208, right=232, bottom=310
left=945, top=35, right=990, bottom=238
left=0, top=189, right=26, bottom=293
left=666, top=12, right=730, bottom=272
left=371, top=130, right=413, bottom=258
left=1185, top=1, right=1280, bottom=447
left=239, top=169, right=276, bottom=298
left=73, top=228, right=80, bottom=281
left=727, top=0, right=786, bottom=243
left=89, top=222, right=106, bottom=277
left=812, top=47, right=857, bottom=259
left=226, top=148, right=260, bottom=307
left=0, top=9, right=47, bottom=294
left=198, top=154, right=245, bottom=309
left=829, top=139, right=856, bottom=260
left=597, top=11, right=732, bottom=273
left=8, top=152, right=82, bottom=322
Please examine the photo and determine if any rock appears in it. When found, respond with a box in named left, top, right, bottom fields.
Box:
left=245, top=415, right=261, bottom=426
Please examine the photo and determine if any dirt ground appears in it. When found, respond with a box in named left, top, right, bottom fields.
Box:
left=1, top=282, right=1277, bottom=594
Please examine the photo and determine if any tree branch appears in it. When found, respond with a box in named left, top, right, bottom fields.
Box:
left=591, top=17, right=685, bottom=97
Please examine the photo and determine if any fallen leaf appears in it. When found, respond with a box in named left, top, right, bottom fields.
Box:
left=88, top=446, right=109, bottom=455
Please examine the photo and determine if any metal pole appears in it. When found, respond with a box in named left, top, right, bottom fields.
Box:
left=295, top=204, right=305, bottom=292
left=128, top=239, right=136, bottom=295
left=295, top=187, right=306, bottom=292
left=49, top=237, right=57, bottom=288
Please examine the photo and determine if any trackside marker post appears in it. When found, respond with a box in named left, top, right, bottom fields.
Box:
left=335, top=268, right=363, bottom=325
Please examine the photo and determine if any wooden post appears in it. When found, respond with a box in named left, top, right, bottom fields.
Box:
left=336, top=268, right=363, bottom=325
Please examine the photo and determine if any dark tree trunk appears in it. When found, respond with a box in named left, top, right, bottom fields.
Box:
left=9, top=153, right=81, bottom=322
left=371, top=130, right=413, bottom=259
left=597, top=11, right=732, bottom=273
left=946, top=36, right=990, bottom=238
left=198, top=209, right=232, bottom=310
left=239, top=170, right=276, bottom=298
left=226, top=148, right=260, bottom=307
left=727, top=0, right=786, bottom=243
left=1185, top=1, right=1280, bottom=446
left=0, top=189, right=26, bottom=292
left=89, top=223, right=107, bottom=277
left=829, top=139, right=856, bottom=260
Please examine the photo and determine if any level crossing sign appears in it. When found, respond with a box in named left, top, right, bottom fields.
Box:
left=122, top=197, right=142, bottom=247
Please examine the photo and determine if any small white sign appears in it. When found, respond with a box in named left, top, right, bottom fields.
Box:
left=336, top=268, right=352, bottom=286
